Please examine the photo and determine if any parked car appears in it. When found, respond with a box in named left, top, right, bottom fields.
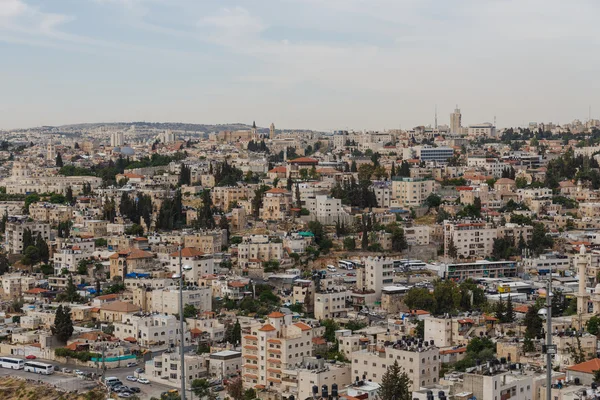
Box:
left=25, top=355, right=36, bottom=360
left=61, top=368, right=72, bottom=373
left=118, top=393, right=132, bottom=399
left=134, top=368, right=145, bottom=374
left=74, top=370, right=84, bottom=376
left=127, top=362, right=137, bottom=368
left=126, top=376, right=137, bottom=382
left=128, top=387, right=141, bottom=393
left=212, top=385, right=225, bottom=392
left=137, top=378, right=150, bottom=384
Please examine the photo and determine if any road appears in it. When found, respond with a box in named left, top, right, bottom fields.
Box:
left=22, top=358, right=177, bottom=399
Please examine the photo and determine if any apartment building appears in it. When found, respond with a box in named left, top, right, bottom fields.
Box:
left=391, top=177, right=435, bottom=207
left=351, top=342, right=440, bottom=390
left=241, top=312, right=315, bottom=389
left=5, top=219, right=51, bottom=254
left=211, top=186, right=252, bottom=210
left=443, top=220, right=497, bottom=259
left=150, top=286, right=212, bottom=315
left=209, top=350, right=242, bottom=379
left=521, top=253, right=570, bottom=274
left=109, top=249, right=155, bottom=280
left=404, top=225, right=430, bottom=246
left=236, top=235, right=284, bottom=268
left=304, top=195, right=344, bottom=221
left=498, top=223, right=533, bottom=247
left=29, top=203, right=74, bottom=224
left=113, top=313, right=189, bottom=347
left=1, top=274, right=36, bottom=300
left=314, top=289, right=351, bottom=320
left=260, top=188, right=292, bottom=221
left=53, top=246, right=90, bottom=275
left=280, top=357, right=352, bottom=400
left=440, top=260, right=518, bottom=280
left=355, top=257, right=394, bottom=300
left=168, top=247, right=214, bottom=283
left=455, top=368, right=534, bottom=400
left=146, top=352, right=207, bottom=385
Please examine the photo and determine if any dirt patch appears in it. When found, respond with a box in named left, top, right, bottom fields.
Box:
left=0, top=377, right=106, bottom=400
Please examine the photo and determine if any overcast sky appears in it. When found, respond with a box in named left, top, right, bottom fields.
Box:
left=1, top=0, right=599, bottom=131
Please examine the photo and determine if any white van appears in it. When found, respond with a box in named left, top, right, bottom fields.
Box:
left=105, top=377, right=121, bottom=386
left=327, top=265, right=336, bottom=272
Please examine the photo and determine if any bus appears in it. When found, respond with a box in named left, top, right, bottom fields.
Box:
left=0, top=357, right=24, bottom=369
left=24, top=361, right=54, bottom=375
left=338, top=260, right=355, bottom=270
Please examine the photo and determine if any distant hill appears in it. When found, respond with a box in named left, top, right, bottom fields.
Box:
left=57, top=121, right=262, bottom=133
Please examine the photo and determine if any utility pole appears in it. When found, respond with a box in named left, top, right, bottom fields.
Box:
left=545, top=279, right=552, bottom=400
left=179, top=243, right=187, bottom=400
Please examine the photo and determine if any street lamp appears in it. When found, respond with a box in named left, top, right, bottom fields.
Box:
left=176, top=241, right=192, bottom=400
left=538, top=280, right=554, bottom=400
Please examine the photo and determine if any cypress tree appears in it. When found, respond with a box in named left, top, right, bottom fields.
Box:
left=51, top=305, right=74, bottom=343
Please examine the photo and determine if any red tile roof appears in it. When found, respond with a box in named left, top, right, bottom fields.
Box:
left=289, top=157, right=319, bottom=164
left=293, top=322, right=311, bottom=331
left=268, top=312, right=285, bottom=318
left=566, top=358, right=600, bottom=374
left=169, top=247, right=205, bottom=257
left=259, top=324, right=277, bottom=332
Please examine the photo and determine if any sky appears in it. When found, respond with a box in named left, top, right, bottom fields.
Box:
left=1, top=0, right=600, bottom=131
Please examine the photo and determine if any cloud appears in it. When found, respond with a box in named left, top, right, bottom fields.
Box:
left=198, top=6, right=265, bottom=47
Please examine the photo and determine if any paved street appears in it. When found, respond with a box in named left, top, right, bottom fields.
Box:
left=19, top=358, right=178, bottom=399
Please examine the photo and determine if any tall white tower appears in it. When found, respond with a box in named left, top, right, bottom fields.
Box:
left=269, top=123, right=275, bottom=140
left=577, top=245, right=590, bottom=314
left=450, top=106, right=462, bottom=134
left=46, top=138, right=55, bottom=162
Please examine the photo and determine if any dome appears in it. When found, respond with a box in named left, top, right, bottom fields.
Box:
left=595, top=283, right=600, bottom=295
left=120, top=146, right=135, bottom=156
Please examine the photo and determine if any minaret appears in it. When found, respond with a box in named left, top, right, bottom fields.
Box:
left=269, top=123, right=275, bottom=140
left=577, top=245, right=590, bottom=314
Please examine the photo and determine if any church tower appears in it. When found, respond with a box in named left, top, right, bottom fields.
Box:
left=252, top=121, right=258, bottom=140
left=269, top=123, right=275, bottom=140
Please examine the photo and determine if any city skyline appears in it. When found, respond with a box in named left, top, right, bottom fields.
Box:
left=2, top=0, right=600, bottom=131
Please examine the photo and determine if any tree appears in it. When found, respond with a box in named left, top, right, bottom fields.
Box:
left=195, top=190, right=216, bottom=229
left=0, top=253, right=9, bottom=276
left=56, top=152, right=63, bottom=167
left=224, top=320, right=242, bottom=345
left=183, top=304, right=198, bottom=319
left=191, top=378, right=210, bottom=399
left=587, top=315, right=600, bottom=336
left=403, top=287, right=436, bottom=313
left=65, top=186, right=74, bottom=204
left=494, top=297, right=506, bottom=322
left=76, top=259, right=90, bottom=275
left=505, top=295, right=516, bottom=323
left=196, top=342, right=210, bottom=354
left=515, top=177, right=528, bottom=188
left=304, top=289, right=313, bottom=315
left=24, top=193, right=40, bottom=214
left=226, top=377, right=244, bottom=400
left=343, top=237, right=356, bottom=251
left=566, top=335, right=587, bottom=364
left=447, top=239, right=458, bottom=259
left=524, top=305, right=543, bottom=338
left=51, top=305, right=74, bottom=343
left=244, top=388, right=257, bottom=400
left=378, top=360, right=411, bottom=400
left=425, top=193, right=442, bottom=209
left=321, top=319, right=340, bottom=342
left=59, top=275, right=83, bottom=303
left=522, top=335, right=535, bottom=353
